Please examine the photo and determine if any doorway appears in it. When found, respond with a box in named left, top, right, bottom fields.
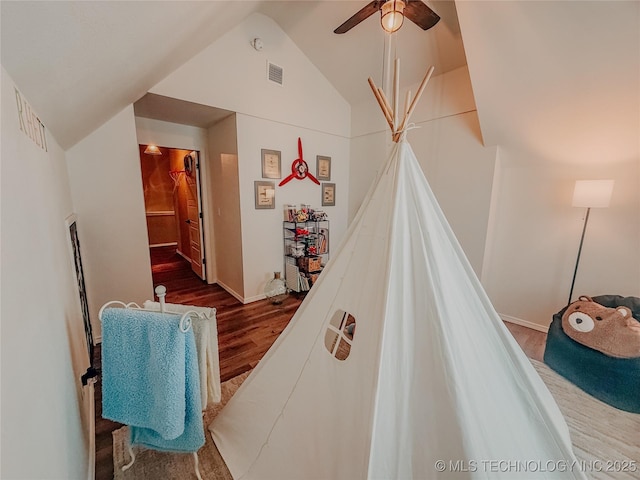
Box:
left=139, top=144, right=206, bottom=281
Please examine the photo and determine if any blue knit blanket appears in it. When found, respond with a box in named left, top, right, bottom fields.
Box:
left=101, top=308, right=204, bottom=452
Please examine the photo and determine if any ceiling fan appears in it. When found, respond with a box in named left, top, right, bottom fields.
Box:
left=334, top=0, right=440, bottom=34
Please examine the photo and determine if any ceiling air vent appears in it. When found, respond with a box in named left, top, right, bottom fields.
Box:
left=267, top=61, right=283, bottom=86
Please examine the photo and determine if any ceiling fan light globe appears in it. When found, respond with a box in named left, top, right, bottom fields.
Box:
left=381, top=0, right=405, bottom=33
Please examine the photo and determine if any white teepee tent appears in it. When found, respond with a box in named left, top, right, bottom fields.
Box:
left=210, top=63, right=585, bottom=480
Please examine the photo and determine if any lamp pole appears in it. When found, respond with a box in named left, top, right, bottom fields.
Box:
left=568, top=207, right=591, bottom=305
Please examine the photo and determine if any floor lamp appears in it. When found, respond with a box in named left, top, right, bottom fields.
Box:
left=568, top=179, right=614, bottom=305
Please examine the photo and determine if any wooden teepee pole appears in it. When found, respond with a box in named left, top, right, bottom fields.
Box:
left=395, top=65, right=435, bottom=139
left=369, top=61, right=435, bottom=143
left=393, top=58, right=400, bottom=130
left=368, top=78, right=394, bottom=131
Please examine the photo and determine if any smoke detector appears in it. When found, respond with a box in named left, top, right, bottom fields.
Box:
left=251, top=38, right=264, bottom=51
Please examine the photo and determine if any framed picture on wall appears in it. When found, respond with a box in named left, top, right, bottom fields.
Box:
left=261, top=149, right=281, bottom=179
left=65, top=214, right=94, bottom=364
left=316, top=155, right=331, bottom=181
left=255, top=181, right=276, bottom=209
left=322, top=182, right=336, bottom=207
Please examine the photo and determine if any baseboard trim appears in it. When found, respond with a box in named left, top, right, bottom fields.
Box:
left=500, top=314, right=549, bottom=333
left=216, top=280, right=246, bottom=304
left=244, top=293, right=267, bottom=304
left=176, top=249, right=191, bottom=261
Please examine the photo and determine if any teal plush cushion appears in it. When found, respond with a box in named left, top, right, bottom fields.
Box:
left=544, top=295, right=640, bottom=413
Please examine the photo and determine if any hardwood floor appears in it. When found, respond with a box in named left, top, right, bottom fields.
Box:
left=94, top=245, right=546, bottom=479
left=504, top=321, right=547, bottom=362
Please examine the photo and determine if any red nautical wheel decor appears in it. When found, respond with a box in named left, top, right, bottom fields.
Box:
left=279, top=137, right=320, bottom=186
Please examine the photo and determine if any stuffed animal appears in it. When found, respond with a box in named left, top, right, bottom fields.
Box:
left=562, top=296, right=640, bottom=358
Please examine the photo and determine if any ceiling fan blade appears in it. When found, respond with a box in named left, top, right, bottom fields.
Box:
left=334, top=1, right=386, bottom=34
left=404, top=0, right=440, bottom=30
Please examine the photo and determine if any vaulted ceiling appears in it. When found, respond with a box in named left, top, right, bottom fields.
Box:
left=2, top=1, right=638, bottom=155
left=1, top=1, right=465, bottom=149
left=456, top=0, right=639, bottom=161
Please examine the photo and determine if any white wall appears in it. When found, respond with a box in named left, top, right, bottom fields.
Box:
left=151, top=13, right=350, bottom=139
left=149, top=12, right=351, bottom=302
left=236, top=113, right=350, bottom=301
left=457, top=0, right=640, bottom=329
left=67, top=106, right=154, bottom=340
left=352, top=62, right=639, bottom=331
left=1, top=67, right=89, bottom=479
left=135, top=116, right=209, bottom=153
left=135, top=116, right=215, bottom=281
left=349, top=66, right=497, bottom=276
left=207, top=114, right=243, bottom=298
left=482, top=151, right=640, bottom=330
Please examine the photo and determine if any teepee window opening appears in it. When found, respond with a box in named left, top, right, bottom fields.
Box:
left=325, top=310, right=356, bottom=360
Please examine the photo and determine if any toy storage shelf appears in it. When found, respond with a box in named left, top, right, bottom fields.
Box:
left=283, top=220, right=329, bottom=293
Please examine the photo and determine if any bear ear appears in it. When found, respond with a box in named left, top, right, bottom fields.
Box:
left=578, top=295, right=593, bottom=302
left=616, top=307, right=630, bottom=317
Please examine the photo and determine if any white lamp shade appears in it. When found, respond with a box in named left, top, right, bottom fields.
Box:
left=572, top=180, right=614, bottom=208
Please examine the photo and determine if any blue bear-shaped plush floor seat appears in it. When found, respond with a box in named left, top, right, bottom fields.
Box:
left=544, top=294, right=640, bottom=413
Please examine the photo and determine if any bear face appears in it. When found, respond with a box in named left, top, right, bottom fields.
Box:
left=562, top=296, right=640, bottom=359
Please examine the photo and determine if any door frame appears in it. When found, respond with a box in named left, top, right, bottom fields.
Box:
left=139, top=144, right=208, bottom=282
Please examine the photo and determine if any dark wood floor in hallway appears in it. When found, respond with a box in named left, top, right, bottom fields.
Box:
left=94, top=246, right=302, bottom=480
